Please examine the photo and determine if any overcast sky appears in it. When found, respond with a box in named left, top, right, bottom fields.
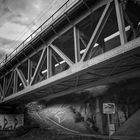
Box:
left=0, top=0, right=69, bottom=60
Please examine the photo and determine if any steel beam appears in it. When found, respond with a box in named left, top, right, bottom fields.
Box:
left=47, top=46, right=52, bottom=78
left=115, top=0, right=127, bottom=45
left=73, top=26, right=81, bottom=63
left=50, top=44, right=74, bottom=66
left=0, top=84, right=3, bottom=99
left=3, top=76, right=6, bottom=98
left=13, top=70, right=18, bottom=93
left=5, top=71, right=14, bottom=96
left=97, top=38, right=106, bottom=54
left=81, top=0, right=112, bottom=61
left=30, top=47, right=47, bottom=85
left=28, top=59, right=32, bottom=85
left=16, top=68, right=27, bottom=88
left=80, top=36, right=87, bottom=48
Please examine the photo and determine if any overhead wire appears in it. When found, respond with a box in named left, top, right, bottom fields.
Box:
left=7, top=0, right=66, bottom=54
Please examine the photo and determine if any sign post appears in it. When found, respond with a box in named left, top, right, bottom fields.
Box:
left=103, top=103, right=115, bottom=139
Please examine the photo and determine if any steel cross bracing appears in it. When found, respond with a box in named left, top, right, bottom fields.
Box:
left=0, top=0, right=140, bottom=104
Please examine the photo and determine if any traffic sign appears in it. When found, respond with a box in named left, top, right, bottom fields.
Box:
left=103, top=103, right=115, bottom=114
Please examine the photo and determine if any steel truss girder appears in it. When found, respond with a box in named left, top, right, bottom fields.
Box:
left=0, top=0, right=139, bottom=103
left=0, top=0, right=110, bottom=78
left=1, top=36, right=140, bottom=104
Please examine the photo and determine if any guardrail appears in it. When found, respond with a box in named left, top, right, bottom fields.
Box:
left=0, top=0, right=79, bottom=67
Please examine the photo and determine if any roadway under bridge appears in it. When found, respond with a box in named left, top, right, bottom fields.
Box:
left=0, top=0, right=140, bottom=139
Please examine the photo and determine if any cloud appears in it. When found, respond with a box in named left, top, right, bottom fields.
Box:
left=2, top=0, right=57, bottom=26
left=0, top=0, right=11, bottom=26
left=0, top=37, right=12, bottom=45
left=0, top=0, right=68, bottom=36
left=0, top=0, right=69, bottom=60
left=0, top=36, right=21, bottom=50
left=0, top=0, right=68, bottom=27
left=0, top=0, right=36, bottom=27
left=0, top=37, right=12, bottom=60
left=0, top=22, right=32, bottom=40
left=0, top=37, right=22, bottom=60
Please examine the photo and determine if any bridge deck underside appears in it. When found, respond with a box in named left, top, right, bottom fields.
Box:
left=0, top=0, right=140, bottom=105
left=3, top=43, right=140, bottom=105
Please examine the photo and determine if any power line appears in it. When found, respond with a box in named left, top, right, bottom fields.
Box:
left=8, top=0, right=67, bottom=53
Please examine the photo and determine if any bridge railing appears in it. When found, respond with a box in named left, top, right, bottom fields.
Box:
left=0, top=0, right=79, bottom=67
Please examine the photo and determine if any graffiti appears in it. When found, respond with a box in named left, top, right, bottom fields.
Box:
left=0, top=114, right=24, bottom=130
left=0, top=115, right=4, bottom=129
left=55, top=111, right=65, bottom=123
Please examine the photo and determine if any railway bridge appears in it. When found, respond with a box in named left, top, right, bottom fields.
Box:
left=0, top=0, right=140, bottom=139
left=0, top=0, right=139, bottom=105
